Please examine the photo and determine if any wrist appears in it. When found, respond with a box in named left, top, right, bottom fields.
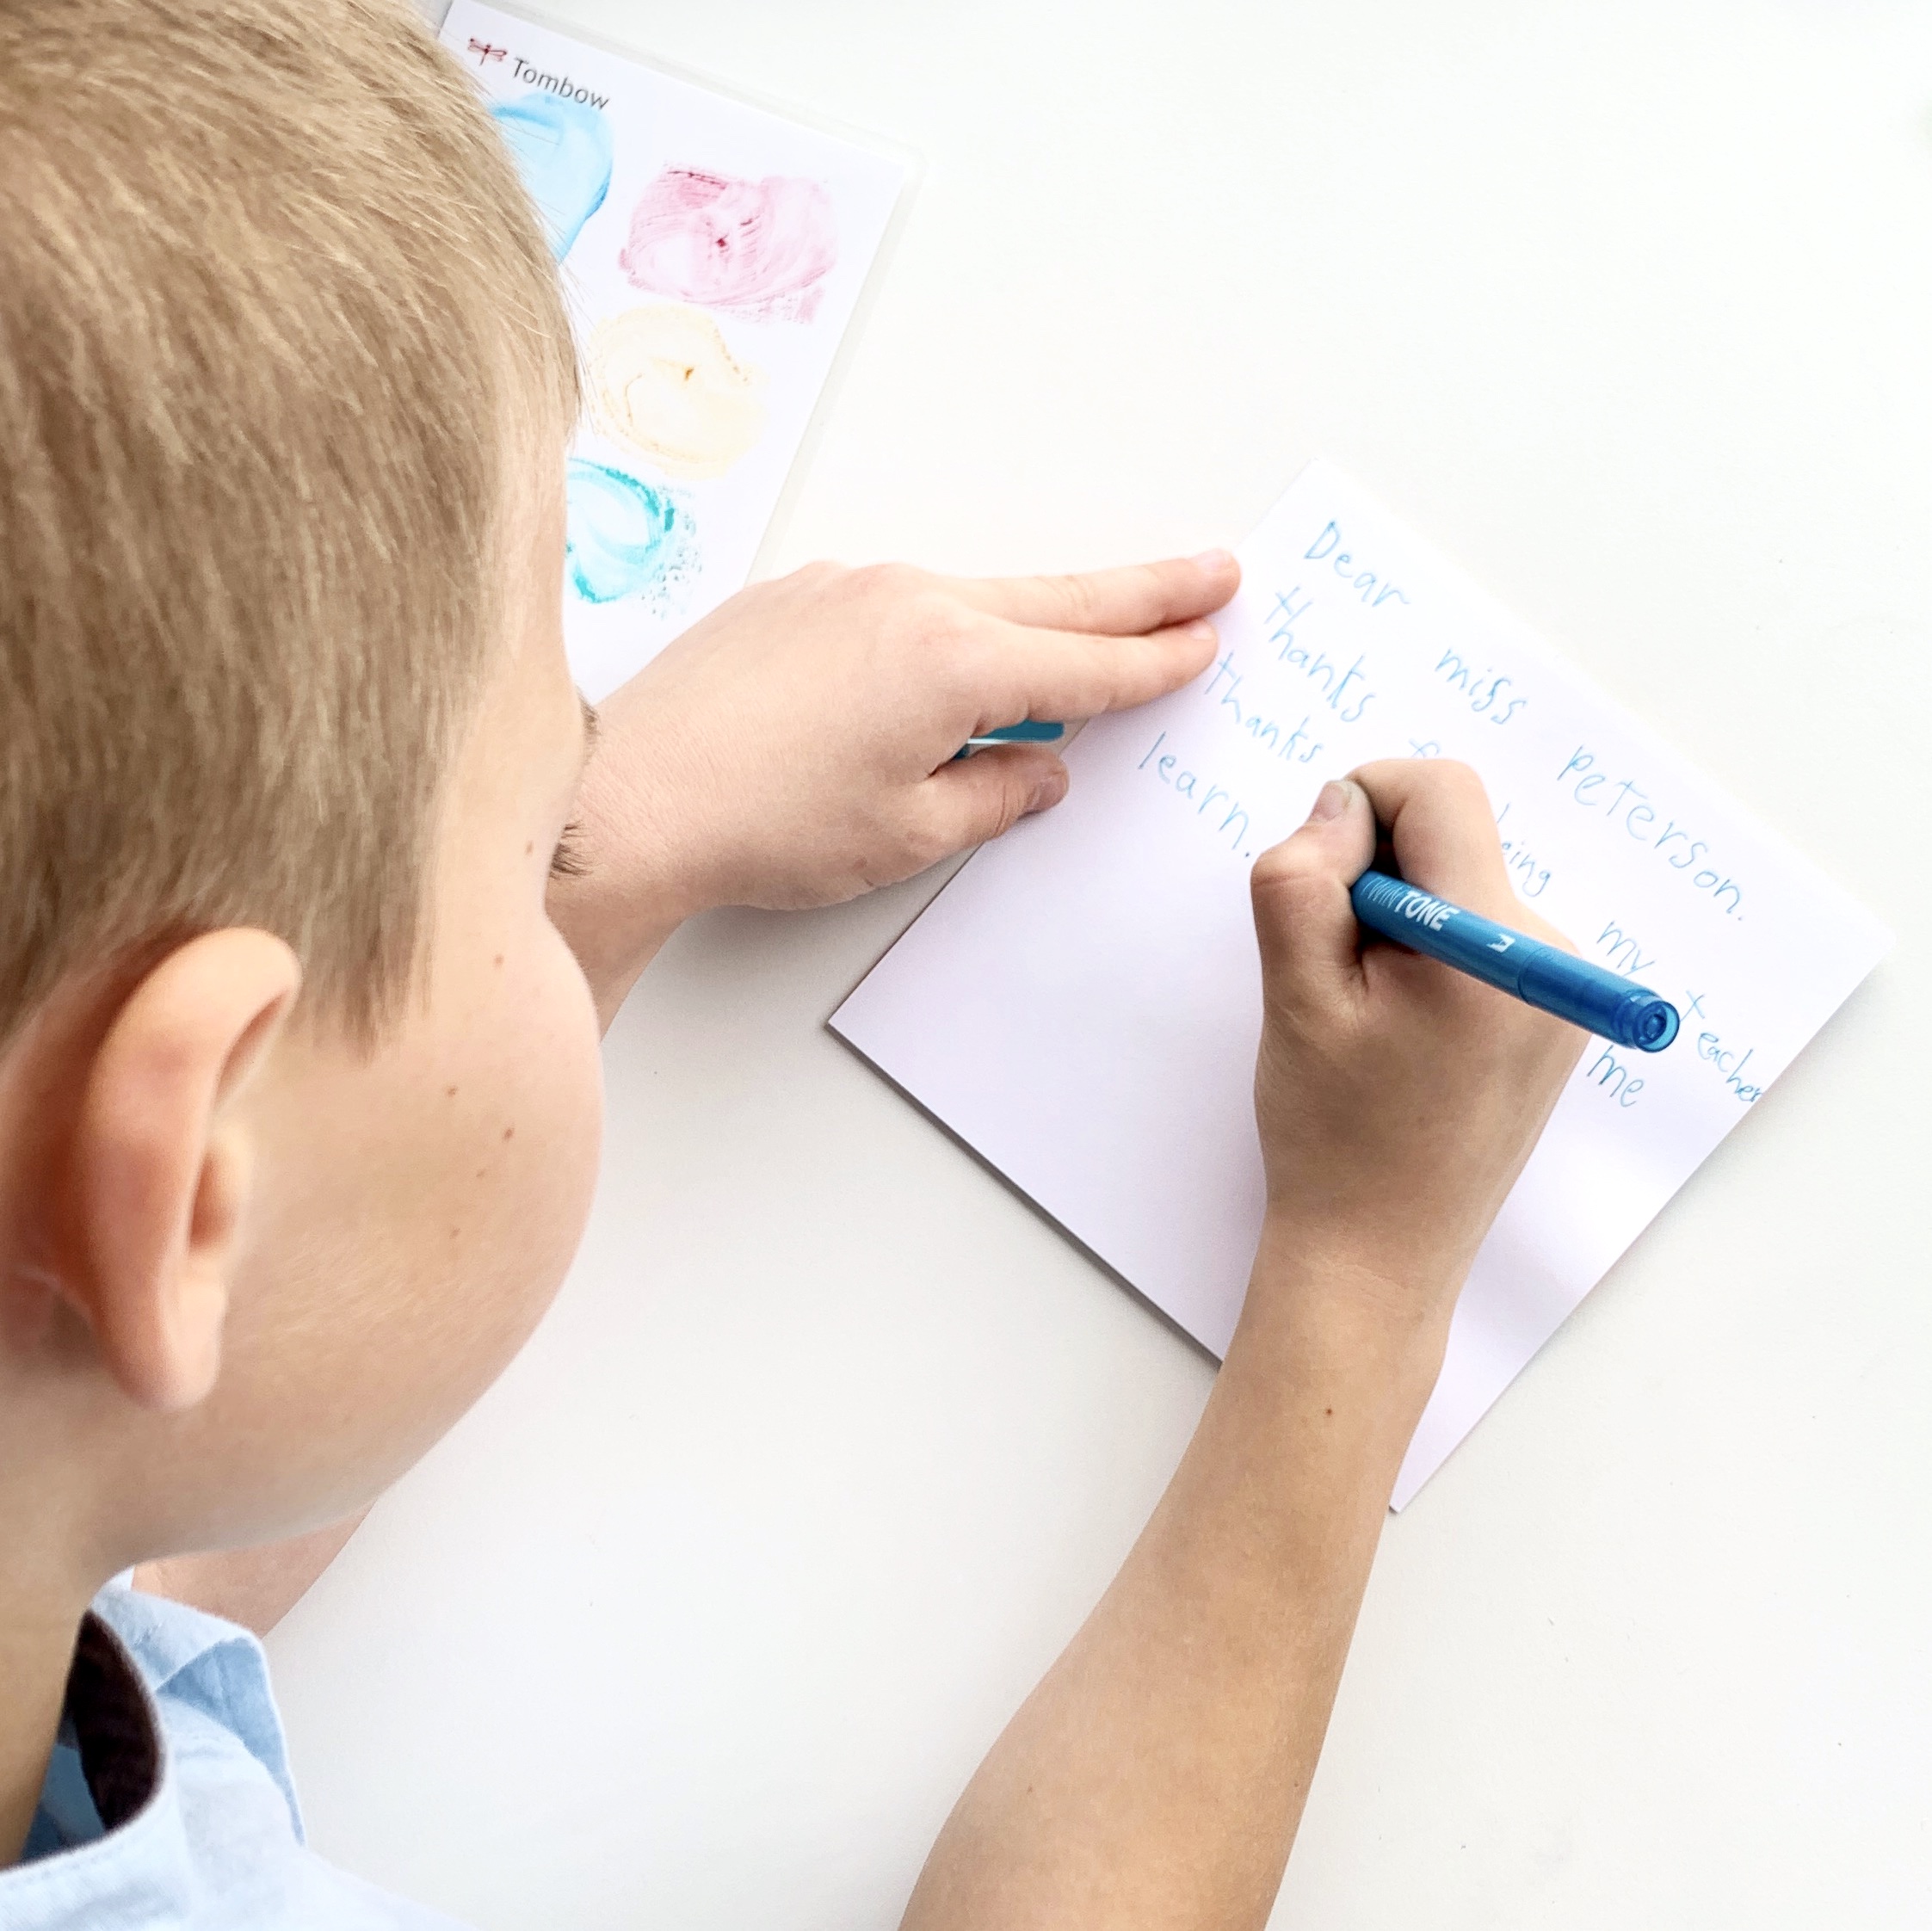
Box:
left=1228, top=1210, right=1459, bottom=1422
left=547, top=882, right=682, bottom=1028
left=546, top=731, right=720, bottom=1024
left=545, top=835, right=694, bottom=1031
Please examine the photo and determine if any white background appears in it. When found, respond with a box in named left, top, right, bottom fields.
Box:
left=268, top=3, right=1932, bottom=1925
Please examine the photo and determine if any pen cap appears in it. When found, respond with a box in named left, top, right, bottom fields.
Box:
left=1517, top=952, right=1680, bottom=1053
left=1616, top=992, right=1681, bottom=1052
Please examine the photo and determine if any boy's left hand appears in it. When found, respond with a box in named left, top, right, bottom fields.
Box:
left=548, top=552, right=1238, bottom=1017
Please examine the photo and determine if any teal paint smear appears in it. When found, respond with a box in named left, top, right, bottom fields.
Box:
left=565, top=458, right=694, bottom=604
left=490, top=93, right=613, bottom=261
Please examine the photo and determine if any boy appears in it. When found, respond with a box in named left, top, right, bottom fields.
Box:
left=0, top=2, right=1580, bottom=1925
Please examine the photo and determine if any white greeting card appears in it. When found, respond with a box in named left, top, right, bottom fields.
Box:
left=833, top=464, right=1890, bottom=1506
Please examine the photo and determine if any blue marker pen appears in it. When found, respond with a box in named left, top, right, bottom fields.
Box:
left=1349, top=869, right=1680, bottom=1052
left=954, top=719, right=1065, bottom=758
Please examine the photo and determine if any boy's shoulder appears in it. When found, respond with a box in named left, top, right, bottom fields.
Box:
left=3, top=1586, right=465, bottom=1930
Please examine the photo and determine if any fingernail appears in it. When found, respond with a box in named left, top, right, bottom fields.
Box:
left=1189, top=548, right=1237, bottom=572
left=1306, top=779, right=1351, bottom=824
left=1029, top=768, right=1070, bottom=812
left=1183, top=617, right=1217, bottom=641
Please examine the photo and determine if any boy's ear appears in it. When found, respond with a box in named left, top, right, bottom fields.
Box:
left=67, top=929, right=302, bottom=1413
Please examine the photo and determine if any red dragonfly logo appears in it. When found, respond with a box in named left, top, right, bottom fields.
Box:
left=467, top=39, right=508, bottom=64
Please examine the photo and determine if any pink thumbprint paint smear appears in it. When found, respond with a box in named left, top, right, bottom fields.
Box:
left=619, top=167, right=838, bottom=324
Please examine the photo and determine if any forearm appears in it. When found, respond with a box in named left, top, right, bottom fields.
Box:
left=901, top=1220, right=1448, bottom=1931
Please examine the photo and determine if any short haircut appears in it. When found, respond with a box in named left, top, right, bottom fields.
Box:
left=0, top=0, right=578, bottom=1046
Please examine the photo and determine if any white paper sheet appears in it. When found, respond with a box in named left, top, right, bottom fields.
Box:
left=441, top=1, right=904, bottom=699
left=831, top=463, right=1892, bottom=1507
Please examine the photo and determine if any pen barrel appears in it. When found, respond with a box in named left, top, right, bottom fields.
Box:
left=1349, top=870, right=1679, bottom=1052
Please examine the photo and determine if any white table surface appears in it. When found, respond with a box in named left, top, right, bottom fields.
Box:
left=267, top=2, right=1932, bottom=1923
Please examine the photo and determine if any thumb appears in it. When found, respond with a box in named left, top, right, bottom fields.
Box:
left=1250, top=778, right=1377, bottom=1016
left=916, top=748, right=1069, bottom=861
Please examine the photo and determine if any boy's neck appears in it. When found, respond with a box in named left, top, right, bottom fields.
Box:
left=0, top=1546, right=96, bottom=1866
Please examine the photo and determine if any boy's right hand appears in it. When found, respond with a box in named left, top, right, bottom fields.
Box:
left=901, top=762, right=1584, bottom=1931
left=549, top=552, right=1238, bottom=1015
left=1244, top=759, right=1584, bottom=1336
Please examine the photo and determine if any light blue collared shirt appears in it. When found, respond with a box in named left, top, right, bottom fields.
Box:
left=2, top=1584, right=465, bottom=1929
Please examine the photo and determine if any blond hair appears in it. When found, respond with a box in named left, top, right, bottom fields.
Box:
left=0, top=0, right=578, bottom=1044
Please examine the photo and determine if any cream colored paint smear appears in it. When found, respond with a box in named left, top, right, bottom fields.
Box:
left=588, top=304, right=767, bottom=480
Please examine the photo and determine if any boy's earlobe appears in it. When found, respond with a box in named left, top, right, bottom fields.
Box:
left=71, top=930, right=301, bottom=1413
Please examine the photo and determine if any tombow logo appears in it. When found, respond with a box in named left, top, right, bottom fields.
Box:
left=466, top=38, right=508, bottom=64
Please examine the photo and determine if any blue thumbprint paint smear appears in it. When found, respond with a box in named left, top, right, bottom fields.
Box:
left=490, top=93, right=613, bottom=261
left=565, top=459, right=694, bottom=605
